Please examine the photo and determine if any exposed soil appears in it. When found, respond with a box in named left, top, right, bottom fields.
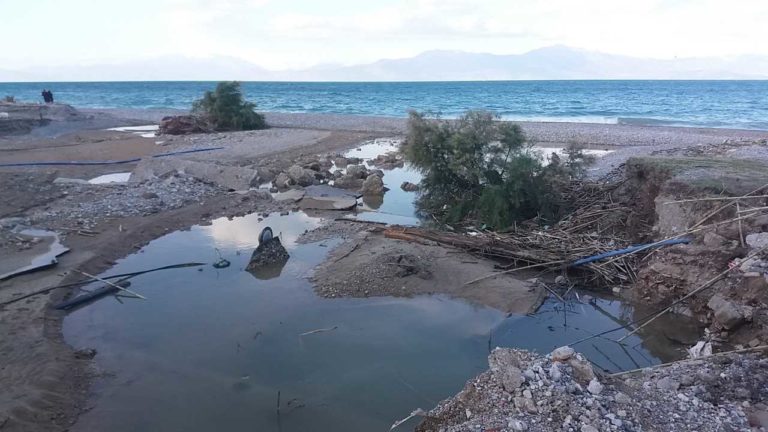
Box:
left=312, top=230, right=546, bottom=314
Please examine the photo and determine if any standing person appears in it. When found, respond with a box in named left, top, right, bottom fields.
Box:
left=41, top=89, right=49, bottom=103
left=47, top=90, right=54, bottom=104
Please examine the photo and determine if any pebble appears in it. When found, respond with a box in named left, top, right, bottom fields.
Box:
left=587, top=379, right=603, bottom=395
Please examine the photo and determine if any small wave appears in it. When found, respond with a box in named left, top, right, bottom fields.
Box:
left=498, top=115, right=619, bottom=124
left=616, top=117, right=680, bottom=127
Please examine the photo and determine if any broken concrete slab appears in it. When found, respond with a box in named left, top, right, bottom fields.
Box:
left=130, top=158, right=260, bottom=190
left=273, top=188, right=306, bottom=203
left=298, top=185, right=360, bottom=211
left=708, top=294, right=752, bottom=329
left=0, top=229, right=70, bottom=281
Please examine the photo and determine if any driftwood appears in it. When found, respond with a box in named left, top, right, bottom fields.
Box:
left=609, top=345, right=768, bottom=377
left=299, top=326, right=338, bottom=336
left=73, top=269, right=147, bottom=300
left=0, top=262, right=204, bottom=307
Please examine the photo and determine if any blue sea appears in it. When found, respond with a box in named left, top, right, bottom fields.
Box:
left=1, top=80, right=767, bottom=130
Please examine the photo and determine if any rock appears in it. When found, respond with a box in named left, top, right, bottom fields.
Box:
left=334, top=157, right=348, bottom=167
left=615, top=392, right=631, bottom=404
left=158, top=115, right=210, bottom=135
left=549, top=363, right=562, bottom=381
left=488, top=348, right=524, bottom=392
left=555, top=275, right=568, bottom=286
left=361, top=174, right=385, bottom=196
left=334, top=175, right=364, bottom=190
left=273, top=189, right=305, bottom=203
left=703, top=232, right=730, bottom=248
left=508, top=419, right=528, bottom=431
left=656, top=376, right=680, bottom=391
left=274, top=172, right=292, bottom=189
left=551, top=346, right=575, bottom=362
left=568, top=355, right=595, bottom=383
left=53, top=177, right=89, bottom=185
left=245, top=237, right=289, bottom=280
left=141, top=192, right=159, bottom=199
left=580, top=425, right=598, bottom=432
left=287, top=165, right=316, bottom=187
left=708, top=294, right=749, bottom=329
left=73, top=348, right=97, bottom=359
left=303, top=161, right=321, bottom=171
left=401, top=181, right=420, bottom=192
left=749, top=338, right=762, bottom=348
left=746, top=232, right=768, bottom=249
left=132, top=158, right=260, bottom=190
left=514, top=397, right=537, bottom=414
left=369, top=169, right=385, bottom=178
left=346, top=164, right=368, bottom=179
left=299, top=185, right=359, bottom=211
left=587, top=379, right=603, bottom=395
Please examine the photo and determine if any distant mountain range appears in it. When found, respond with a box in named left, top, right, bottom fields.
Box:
left=3, top=46, right=768, bottom=82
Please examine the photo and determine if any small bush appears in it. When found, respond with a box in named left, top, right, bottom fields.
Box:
left=192, top=81, right=266, bottom=131
left=405, top=110, right=593, bottom=229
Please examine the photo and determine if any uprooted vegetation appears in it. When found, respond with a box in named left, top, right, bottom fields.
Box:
left=405, top=110, right=595, bottom=229
left=159, top=81, right=267, bottom=135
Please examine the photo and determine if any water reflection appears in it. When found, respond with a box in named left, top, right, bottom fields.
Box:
left=208, top=211, right=321, bottom=249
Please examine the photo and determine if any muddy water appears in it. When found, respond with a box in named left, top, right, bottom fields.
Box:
left=63, top=142, right=700, bottom=431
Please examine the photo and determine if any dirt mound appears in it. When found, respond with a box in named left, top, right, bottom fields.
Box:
left=312, top=231, right=545, bottom=314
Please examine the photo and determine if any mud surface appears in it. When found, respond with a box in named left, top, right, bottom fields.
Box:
left=312, top=231, right=546, bottom=314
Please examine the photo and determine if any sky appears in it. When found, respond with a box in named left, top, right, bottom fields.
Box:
left=1, top=0, right=766, bottom=70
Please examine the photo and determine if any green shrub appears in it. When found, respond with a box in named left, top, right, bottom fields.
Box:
left=192, top=81, right=267, bottom=131
left=405, top=110, right=592, bottom=229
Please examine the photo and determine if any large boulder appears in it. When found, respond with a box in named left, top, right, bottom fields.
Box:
left=361, top=174, right=385, bottom=196
left=246, top=238, right=290, bottom=280
left=346, top=164, right=368, bottom=179
left=708, top=294, right=753, bottom=329
left=158, top=115, right=211, bottom=135
left=334, top=175, right=364, bottom=190
left=287, top=165, right=316, bottom=187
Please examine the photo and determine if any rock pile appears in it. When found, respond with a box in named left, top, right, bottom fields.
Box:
left=417, top=346, right=765, bottom=432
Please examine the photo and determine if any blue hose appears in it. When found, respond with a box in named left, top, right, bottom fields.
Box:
left=569, top=237, right=691, bottom=267
left=153, top=147, right=224, bottom=158
left=0, top=158, right=141, bottom=167
left=0, top=147, right=223, bottom=167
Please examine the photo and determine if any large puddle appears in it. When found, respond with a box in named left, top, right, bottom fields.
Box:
left=63, top=141, right=699, bottom=431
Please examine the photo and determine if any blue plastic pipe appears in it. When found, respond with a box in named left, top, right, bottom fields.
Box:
left=0, top=147, right=224, bottom=167
left=569, top=237, right=691, bottom=267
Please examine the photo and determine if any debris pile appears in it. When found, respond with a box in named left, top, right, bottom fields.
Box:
left=415, top=346, right=767, bottom=432
left=158, top=115, right=212, bottom=135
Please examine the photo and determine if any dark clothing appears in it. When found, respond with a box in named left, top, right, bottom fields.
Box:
left=41, top=90, right=53, bottom=104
